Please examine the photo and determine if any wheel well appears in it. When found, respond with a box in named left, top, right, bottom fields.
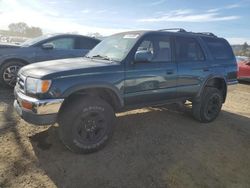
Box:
left=205, top=78, right=227, bottom=102
left=60, top=88, right=122, bottom=112
left=3, top=58, right=29, bottom=65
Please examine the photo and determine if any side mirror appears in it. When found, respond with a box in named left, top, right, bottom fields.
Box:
left=42, top=43, right=54, bottom=50
left=134, top=50, right=153, bottom=63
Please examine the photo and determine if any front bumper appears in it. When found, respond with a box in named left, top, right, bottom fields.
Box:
left=14, top=90, right=64, bottom=125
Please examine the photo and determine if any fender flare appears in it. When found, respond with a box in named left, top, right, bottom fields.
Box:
left=0, top=57, right=30, bottom=67
left=61, top=83, right=124, bottom=108
left=196, top=75, right=227, bottom=100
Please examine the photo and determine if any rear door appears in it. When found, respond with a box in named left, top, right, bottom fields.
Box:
left=124, top=34, right=177, bottom=105
left=175, top=36, right=209, bottom=98
left=201, top=37, right=237, bottom=82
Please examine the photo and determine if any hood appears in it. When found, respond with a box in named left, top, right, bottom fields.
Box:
left=0, top=43, right=21, bottom=49
left=19, top=57, right=118, bottom=79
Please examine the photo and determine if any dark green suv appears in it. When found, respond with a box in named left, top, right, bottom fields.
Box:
left=14, top=29, right=238, bottom=153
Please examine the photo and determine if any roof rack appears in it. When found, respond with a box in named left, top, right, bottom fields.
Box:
left=158, top=28, right=187, bottom=32
left=196, top=32, right=217, bottom=37
left=158, top=28, right=217, bottom=37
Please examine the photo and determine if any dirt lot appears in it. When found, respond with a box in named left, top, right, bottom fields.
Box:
left=0, top=83, right=250, bottom=188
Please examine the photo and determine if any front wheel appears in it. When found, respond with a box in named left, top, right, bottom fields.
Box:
left=0, top=61, right=25, bottom=87
left=58, top=96, right=115, bottom=154
left=192, top=87, right=223, bottom=123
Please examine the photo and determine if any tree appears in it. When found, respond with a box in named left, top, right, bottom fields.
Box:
left=7, top=22, right=43, bottom=37
left=8, top=22, right=28, bottom=36
left=242, top=42, right=248, bottom=54
left=26, top=27, right=43, bottom=37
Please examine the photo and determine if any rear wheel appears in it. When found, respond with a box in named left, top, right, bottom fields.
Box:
left=0, top=61, right=25, bottom=87
left=192, top=87, right=223, bottom=123
left=58, top=96, right=115, bottom=154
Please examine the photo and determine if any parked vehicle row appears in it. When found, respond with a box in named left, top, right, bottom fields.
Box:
left=0, top=34, right=100, bottom=87
left=12, top=28, right=238, bottom=153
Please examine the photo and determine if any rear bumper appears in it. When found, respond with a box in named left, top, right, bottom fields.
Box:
left=14, top=89, right=64, bottom=125
left=238, top=76, right=250, bottom=82
left=227, top=80, right=238, bottom=92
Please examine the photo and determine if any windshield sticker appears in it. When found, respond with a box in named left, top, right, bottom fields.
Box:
left=123, top=34, right=139, bottom=39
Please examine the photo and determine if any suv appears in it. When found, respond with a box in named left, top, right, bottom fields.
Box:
left=0, top=34, right=100, bottom=87
left=14, top=29, right=238, bottom=153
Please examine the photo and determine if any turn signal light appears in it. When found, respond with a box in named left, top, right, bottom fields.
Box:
left=21, top=100, right=33, bottom=110
left=41, top=80, right=51, bottom=93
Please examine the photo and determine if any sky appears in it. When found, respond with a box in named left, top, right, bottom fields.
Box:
left=0, top=0, right=250, bottom=44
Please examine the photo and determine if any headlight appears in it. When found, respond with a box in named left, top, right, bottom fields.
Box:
left=26, top=77, right=51, bottom=94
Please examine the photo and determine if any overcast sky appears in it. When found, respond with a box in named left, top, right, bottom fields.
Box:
left=0, top=0, right=250, bottom=44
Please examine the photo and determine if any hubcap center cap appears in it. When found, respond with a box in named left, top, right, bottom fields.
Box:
left=85, top=120, right=97, bottom=132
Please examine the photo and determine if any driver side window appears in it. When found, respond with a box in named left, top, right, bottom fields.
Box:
left=47, top=38, right=75, bottom=50
left=137, top=40, right=154, bottom=55
left=136, top=36, right=172, bottom=63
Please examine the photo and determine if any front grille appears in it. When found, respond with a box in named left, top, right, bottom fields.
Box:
left=17, top=74, right=26, bottom=93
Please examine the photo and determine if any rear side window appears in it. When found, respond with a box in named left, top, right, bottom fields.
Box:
left=76, top=37, right=100, bottom=49
left=202, top=37, right=234, bottom=60
left=175, top=37, right=205, bottom=62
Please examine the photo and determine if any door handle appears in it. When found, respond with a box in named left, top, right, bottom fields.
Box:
left=166, top=70, right=174, bottom=75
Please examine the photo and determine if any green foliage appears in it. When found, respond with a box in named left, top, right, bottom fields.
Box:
left=6, top=22, right=42, bottom=37
left=8, top=22, right=28, bottom=36
left=25, top=27, right=43, bottom=37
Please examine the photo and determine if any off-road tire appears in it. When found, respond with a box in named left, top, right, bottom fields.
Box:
left=192, top=87, right=223, bottom=123
left=58, top=96, right=115, bottom=154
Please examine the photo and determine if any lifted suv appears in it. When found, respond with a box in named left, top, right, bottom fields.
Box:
left=14, top=29, right=237, bottom=153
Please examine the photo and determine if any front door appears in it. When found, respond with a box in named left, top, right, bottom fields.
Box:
left=124, top=34, right=177, bottom=106
left=35, top=37, right=77, bottom=62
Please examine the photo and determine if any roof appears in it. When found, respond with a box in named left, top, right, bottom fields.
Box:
left=115, top=29, right=219, bottom=39
left=42, top=33, right=101, bottom=41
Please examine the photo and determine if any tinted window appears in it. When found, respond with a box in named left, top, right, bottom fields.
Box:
left=203, top=37, right=234, bottom=60
left=175, top=37, right=205, bottom=62
left=136, top=36, right=172, bottom=62
left=48, top=37, right=75, bottom=49
left=76, top=37, right=100, bottom=49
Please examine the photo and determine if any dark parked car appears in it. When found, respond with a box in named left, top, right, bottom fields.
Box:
left=14, top=29, right=237, bottom=153
left=0, top=34, right=100, bottom=87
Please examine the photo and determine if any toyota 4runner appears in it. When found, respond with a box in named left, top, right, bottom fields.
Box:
left=14, top=29, right=238, bottom=153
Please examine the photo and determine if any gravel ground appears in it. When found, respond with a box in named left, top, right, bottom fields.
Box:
left=0, top=83, right=250, bottom=188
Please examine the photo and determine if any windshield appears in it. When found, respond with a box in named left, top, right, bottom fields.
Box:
left=21, top=34, right=53, bottom=47
left=87, top=33, right=140, bottom=61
